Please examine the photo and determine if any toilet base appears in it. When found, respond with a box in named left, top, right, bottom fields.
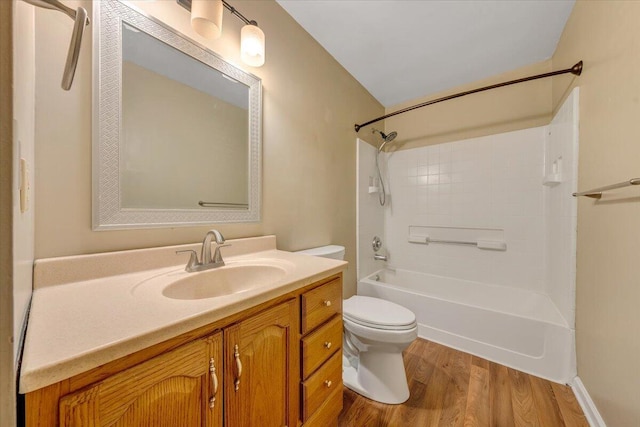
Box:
left=343, top=360, right=371, bottom=400
left=342, top=353, right=410, bottom=405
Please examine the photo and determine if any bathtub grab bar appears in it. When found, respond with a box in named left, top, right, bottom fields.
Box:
left=409, top=235, right=506, bottom=251
left=572, top=177, right=640, bottom=199
left=427, top=238, right=477, bottom=247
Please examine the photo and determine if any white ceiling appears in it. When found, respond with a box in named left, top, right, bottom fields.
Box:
left=276, top=0, right=575, bottom=107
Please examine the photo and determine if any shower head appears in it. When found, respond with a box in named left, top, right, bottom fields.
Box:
left=372, top=128, right=398, bottom=152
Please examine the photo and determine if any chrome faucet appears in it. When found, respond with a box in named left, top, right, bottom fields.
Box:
left=202, top=229, right=225, bottom=265
left=176, top=229, right=231, bottom=272
left=373, top=253, right=388, bottom=261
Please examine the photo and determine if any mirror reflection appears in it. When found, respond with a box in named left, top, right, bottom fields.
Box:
left=121, top=22, right=249, bottom=210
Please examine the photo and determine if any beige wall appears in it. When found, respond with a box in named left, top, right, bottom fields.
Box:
left=552, top=1, right=640, bottom=425
left=34, top=0, right=383, bottom=296
left=0, top=2, right=14, bottom=425
left=382, top=60, right=554, bottom=151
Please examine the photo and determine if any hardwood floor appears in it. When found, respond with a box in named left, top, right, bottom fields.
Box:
left=338, top=339, right=588, bottom=427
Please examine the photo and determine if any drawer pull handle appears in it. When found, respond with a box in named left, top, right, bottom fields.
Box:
left=234, top=344, right=242, bottom=392
left=324, top=380, right=332, bottom=388
left=323, top=300, right=332, bottom=307
left=209, top=357, right=218, bottom=409
left=324, top=341, right=332, bottom=349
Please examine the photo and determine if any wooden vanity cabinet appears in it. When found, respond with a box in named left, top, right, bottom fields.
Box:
left=224, top=299, right=297, bottom=427
left=25, top=273, right=342, bottom=427
left=58, top=332, right=223, bottom=427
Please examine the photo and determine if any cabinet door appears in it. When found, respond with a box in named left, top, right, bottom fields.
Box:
left=224, top=300, right=297, bottom=427
left=58, top=333, right=223, bottom=427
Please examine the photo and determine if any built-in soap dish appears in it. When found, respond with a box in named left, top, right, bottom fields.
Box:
left=543, top=157, right=563, bottom=186
left=368, top=176, right=380, bottom=193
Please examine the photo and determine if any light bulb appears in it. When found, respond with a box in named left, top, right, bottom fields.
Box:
left=241, top=23, right=265, bottom=67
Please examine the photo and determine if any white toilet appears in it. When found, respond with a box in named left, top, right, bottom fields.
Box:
left=296, top=245, right=418, bottom=405
left=342, top=295, right=417, bottom=404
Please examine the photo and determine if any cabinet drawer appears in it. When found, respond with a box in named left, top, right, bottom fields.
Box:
left=302, top=386, right=343, bottom=427
left=302, top=351, right=342, bottom=421
left=301, top=315, right=342, bottom=379
left=301, top=278, right=342, bottom=334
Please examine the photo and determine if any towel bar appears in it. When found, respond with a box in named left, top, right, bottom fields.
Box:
left=572, top=178, right=640, bottom=199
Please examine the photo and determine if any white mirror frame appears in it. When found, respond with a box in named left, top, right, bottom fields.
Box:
left=93, top=0, right=262, bottom=230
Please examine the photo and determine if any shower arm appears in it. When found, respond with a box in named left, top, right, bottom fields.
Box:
left=22, top=0, right=90, bottom=90
left=354, top=61, right=583, bottom=132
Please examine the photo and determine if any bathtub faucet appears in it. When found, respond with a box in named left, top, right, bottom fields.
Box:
left=373, top=253, right=388, bottom=261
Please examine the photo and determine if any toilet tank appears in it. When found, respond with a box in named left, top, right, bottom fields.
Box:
left=295, top=245, right=345, bottom=260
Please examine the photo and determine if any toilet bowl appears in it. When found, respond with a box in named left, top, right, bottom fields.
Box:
left=295, top=245, right=417, bottom=404
left=342, top=295, right=417, bottom=404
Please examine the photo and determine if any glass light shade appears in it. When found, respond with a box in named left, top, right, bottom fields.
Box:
left=191, top=0, right=223, bottom=39
left=241, top=24, right=265, bottom=67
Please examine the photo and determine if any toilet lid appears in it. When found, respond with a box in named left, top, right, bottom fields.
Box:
left=343, top=296, right=416, bottom=330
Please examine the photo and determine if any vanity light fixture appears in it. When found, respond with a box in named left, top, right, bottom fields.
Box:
left=177, top=0, right=266, bottom=67
left=240, top=22, right=265, bottom=67
left=190, top=0, right=223, bottom=39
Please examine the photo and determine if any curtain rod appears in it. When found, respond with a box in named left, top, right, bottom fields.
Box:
left=354, top=61, right=583, bottom=132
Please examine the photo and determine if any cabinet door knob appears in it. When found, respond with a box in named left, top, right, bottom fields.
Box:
left=324, top=380, right=332, bottom=388
left=209, top=357, right=218, bottom=409
left=324, top=341, right=332, bottom=349
left=323, top=300, right=332, bottom=307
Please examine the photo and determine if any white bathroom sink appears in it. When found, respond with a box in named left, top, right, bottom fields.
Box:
left=162, top=263, right=288, bottom=300
left=131, top=258, right=295, bottom=301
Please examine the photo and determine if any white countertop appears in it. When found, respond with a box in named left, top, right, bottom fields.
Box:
left=20, top=237, right=346, bottom=393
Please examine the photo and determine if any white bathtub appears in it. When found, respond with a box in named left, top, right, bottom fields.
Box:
left=358, top=268, right=576, bottom=383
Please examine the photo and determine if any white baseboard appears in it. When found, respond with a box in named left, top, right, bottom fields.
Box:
left=571, top=376, right=607, bottom=427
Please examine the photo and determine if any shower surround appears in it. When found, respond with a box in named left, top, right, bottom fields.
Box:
left=356, top=89, right=579, bottom=382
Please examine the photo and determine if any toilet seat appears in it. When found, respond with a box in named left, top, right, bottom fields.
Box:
left=344, top=316, right=417, bottom=331
left=343, top=295, right=416, bottom=331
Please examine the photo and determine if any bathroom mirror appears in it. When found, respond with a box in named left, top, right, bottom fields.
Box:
left=93, top=0, right=261, bottom=230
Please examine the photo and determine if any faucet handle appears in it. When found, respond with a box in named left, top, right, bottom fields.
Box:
left=212, top=244, right=231, bottom=263
left=176, top=249, right=200, bottom=271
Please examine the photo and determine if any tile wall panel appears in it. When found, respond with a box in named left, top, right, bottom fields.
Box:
left=384, top=127, right=547, bottom=292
